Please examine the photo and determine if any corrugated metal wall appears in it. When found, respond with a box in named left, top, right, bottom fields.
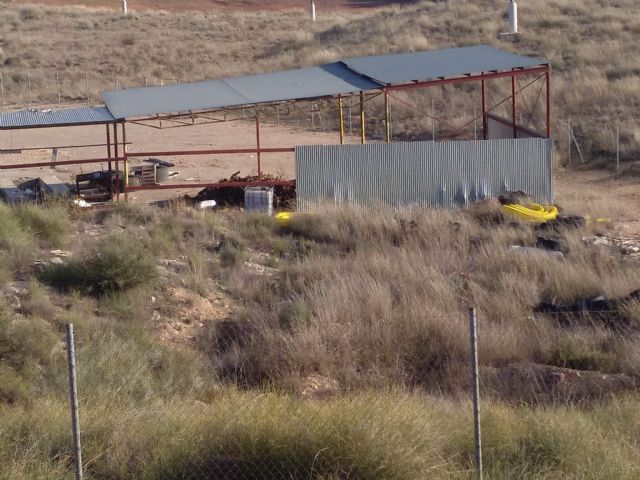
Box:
left=295, top=138, right=553, bottom=210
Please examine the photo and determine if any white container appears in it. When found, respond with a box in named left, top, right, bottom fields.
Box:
left=244, top=187, right=273, bottom=215
left=508, top=0, right=518, bottom=34
left=196, top=200, right=217, bottom=209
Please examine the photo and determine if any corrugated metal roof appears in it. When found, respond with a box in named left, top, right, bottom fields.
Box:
left=0, top=106, right=114, bottom=129
left=224, top=62, right=381, bottom=105
left=102, top=62, right=381, bottom=120
left=1, top=45, right=549, bottom=128
left=102, top=80, right=249, bottom=121
left=340, top=45, right=547, bottom=85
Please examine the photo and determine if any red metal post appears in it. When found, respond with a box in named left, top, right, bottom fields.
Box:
left=546, top=69, right=551, bottom=138
left=511, top=71, right=517, bottom=139
left=255, top=115, right=261, bottom=178
left=106, top=124, right=112, bottom=194
left=481, top=78, right=487, bottom=140
left=113, top=123, right=120, bottom=202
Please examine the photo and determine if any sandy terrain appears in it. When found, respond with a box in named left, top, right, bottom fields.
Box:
left=2, top=106, right=638, bottom=225
left=0, top=115, right=361, bottom=203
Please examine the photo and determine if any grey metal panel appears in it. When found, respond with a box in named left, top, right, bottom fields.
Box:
left=102, top=63, right=381, bottom=119
left=0, top=106, right=114, bottom=129
left=295, top=138, right=553, bottom=210
left=102, top=80, right=250, bottom=119
left=101, top=45, right=546, bottom=119
left=341, top=45, right=547, bottom=85
left=224, top=63, right=381, bottom=104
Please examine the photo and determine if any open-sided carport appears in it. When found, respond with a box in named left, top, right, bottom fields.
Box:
left=0, top=44, right=551, bottom=202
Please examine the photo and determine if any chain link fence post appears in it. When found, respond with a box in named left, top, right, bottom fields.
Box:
left=65, top=323, right=83, bottom=480
left=469, top=308, right=483, bottom=480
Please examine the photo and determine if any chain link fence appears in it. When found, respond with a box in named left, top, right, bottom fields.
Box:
left=52, top=320, right=475, bottom=480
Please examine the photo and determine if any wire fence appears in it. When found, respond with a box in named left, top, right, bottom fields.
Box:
left=1, top=70, right=638, bottom=169
left=54, top=315, right=488, bottom=480
left=0, top=71, right=180, bottom=110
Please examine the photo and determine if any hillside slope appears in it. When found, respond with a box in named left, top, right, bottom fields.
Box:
left=0, top=0, right=638, bottom=161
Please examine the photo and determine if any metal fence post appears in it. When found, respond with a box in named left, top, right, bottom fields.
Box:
left=567, top=118, right=571, bottom=167
left=469, top=308, right=483, bottom=480
left=616, top=122, right=620, bottom=171
left=474, top=105, right=477, bottom=140
left=56, top=72, right=61, bottom=105
left=0, top=72, right=5, bottom=109
left=431, top=97, right=435, bottom=141
left=85, top=72, right=90, bottom=105
left=65, top=323, right=83, bottom=480
left=28, top=73, right=32, bottom=105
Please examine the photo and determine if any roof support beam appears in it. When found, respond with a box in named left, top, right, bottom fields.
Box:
left=384, top=65, right=550, bottom=92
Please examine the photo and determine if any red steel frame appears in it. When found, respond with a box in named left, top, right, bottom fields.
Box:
left=0, top=63, right=550, bottom=202
left=384, top=65, right=551, bottom=141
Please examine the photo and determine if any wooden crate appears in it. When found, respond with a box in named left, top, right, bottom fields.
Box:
left=129, top=164, right=156, bottom=185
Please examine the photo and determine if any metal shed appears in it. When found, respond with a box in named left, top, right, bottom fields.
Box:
left=0, top=44, right=552, bottom=202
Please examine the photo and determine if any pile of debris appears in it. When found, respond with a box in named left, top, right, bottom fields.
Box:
left=535, top=289, right=640, bottom=329
left=583, top=235, right=640, bottom=258
left=0, top=176, right=70, bottom=203
left=192, top=172, right=296, bottom=209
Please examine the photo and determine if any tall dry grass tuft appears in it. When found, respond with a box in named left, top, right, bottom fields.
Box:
left=202, top=206, right=640, bottom=396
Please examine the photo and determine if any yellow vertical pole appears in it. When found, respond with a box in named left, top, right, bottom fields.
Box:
left=360, top=91, right=365, bottom=144
left=384, top=91, right=391, bottom=143
left=122, top=122, right=128, bottom=202
left=338, top=96, right=345, bottom=145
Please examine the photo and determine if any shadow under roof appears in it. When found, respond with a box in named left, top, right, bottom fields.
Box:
left=340, top=45, right=547, bottom=86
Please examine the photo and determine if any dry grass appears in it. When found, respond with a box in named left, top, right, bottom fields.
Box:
left=0, top=200, right=639, bottom=477
left=2, top=390, right=640, bottom=479
left=199, top=205, right=640, bottom=398
left=0, top=0, right=638, bottom=162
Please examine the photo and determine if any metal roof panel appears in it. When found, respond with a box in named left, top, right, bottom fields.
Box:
left=341, top=45, right=547, bottom=85
left=0, top=106, right=115, bottom=129
left=101, top=80, right=250, bottom=120
left=224, top=62, right=381, bottom=104
left=102, top=63, right=381, bottom=119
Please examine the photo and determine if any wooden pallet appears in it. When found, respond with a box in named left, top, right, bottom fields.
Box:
left=129, top=164, right=156, bottom=185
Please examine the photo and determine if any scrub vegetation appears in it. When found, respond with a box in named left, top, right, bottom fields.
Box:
left=1, top=0, right=639, bottom=476
left=0, top=195, right=639, bottom=478
left=0, top=0, right=638, bottom=162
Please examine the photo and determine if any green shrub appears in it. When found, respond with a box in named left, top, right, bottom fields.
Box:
left=550, top=339, right=617, bottom=372
left=0, top=305, right=60, bottom=404
left=0, top=203, right=33, bottom=276
left=13, top=204, right=70, bottom=248
left=219, top=236, right=245, bottom=267
left=40, top=235, right=157, bottom=296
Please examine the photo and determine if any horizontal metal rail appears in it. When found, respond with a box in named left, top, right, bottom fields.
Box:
left=384, top=65, right=550, bottom=92
left=0, top=157, right=123, bottom=170
left=2, top=142, right=131, bottom=152
left=126, top=147, right=295, bottom=157
left=125, top=179, right=296, bottom=192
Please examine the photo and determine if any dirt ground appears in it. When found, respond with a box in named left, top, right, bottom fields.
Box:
left=12, top=0, right=419, bottom=13
left=2, top=111, right=639, bottom=230
left=0, top=116, right=361, bottom=203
